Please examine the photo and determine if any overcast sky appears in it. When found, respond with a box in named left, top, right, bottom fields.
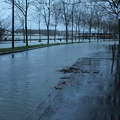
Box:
left=0, top=0, right=107, bottom=31
left=0, top=0, right=68, bottom=30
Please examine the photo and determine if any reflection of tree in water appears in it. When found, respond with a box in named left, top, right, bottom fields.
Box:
left=94, top=44, right=120, bottom=119
left=111, top=45, right=120, bottom=108
left=111, top=44, right=117, bottom=73
left=115, top=45, right=120, bottom=90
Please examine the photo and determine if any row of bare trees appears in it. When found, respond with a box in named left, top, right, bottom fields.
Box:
left=1, top=0, right=118, bottom=47
left=0, top=21, right=5, bottom=41
left=0, top=4, right=11, bottom=42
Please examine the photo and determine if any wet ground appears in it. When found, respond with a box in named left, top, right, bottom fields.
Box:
left=26, top=43, right=120, bottom=120
left=0, top=41, right=119, bottom=120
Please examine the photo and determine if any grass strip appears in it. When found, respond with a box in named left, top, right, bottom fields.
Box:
left=0, top=42, right=75, bottom=54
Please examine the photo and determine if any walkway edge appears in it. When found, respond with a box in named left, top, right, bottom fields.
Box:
left=25, top=84, right=64, bottom=120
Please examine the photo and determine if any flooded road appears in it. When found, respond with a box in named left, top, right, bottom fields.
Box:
left=38, top=43, right=119, bottom=120
left=0, top=41, right=117, bottom=120
left=39, top=57, right=119, bottom=120
left=0, top=38, right=97, bottom=48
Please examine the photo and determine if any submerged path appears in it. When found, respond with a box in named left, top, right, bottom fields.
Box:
left=26, top=42, right=120, bottom=120
left=0, top=41, right=118, bottom=120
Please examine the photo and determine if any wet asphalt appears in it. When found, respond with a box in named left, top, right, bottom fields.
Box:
left=26, top=43, right=120, bottom=120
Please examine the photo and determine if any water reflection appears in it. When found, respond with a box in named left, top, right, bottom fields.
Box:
left=81, top=43, right=120, bottom=119
left=115, top=45, right=120, bottom=90
left=12, top=54, right=14, bottom=58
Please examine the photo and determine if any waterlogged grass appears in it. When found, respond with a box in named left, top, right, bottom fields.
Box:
left=0, top=43, right=70, bottom=54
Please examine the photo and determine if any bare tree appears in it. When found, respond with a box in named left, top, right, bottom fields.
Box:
left=36, top=13, right=42, bottom=42
left=4, top=0, right=15, bottom=47
left=85, top=1, right=97, bottom=42
left=33, top=0, right=43, bottom=42
left=74, top=3, right=83, bottom=42
left=0, top=13, right=12, bottom=41
left=52, top=1, right=61, bottom=41
left=58, top=0, right=71, bottom=43
left=0, top=21, right=5, bottom=41
left=41, top=0, right=54, bottom=44
left=16, top=10, right=25, bottom=42
left=81, top=3, right=87, bottom=40
left=6, top=0, right=33, bottom=46
left=92, top=4, right=105, bottom=41
left=99, top=0, right=117, bottom=15
left=67, top=0, right=81, bottom=43
left=12, top=0, right=15, bottom=48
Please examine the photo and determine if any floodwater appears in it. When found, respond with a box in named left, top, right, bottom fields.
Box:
left=0, top=41, right=118, bottom=120
left=0, top=39, right=99, bottom=48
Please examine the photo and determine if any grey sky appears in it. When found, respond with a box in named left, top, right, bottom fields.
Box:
left=0, top=0, right=66, bottom=30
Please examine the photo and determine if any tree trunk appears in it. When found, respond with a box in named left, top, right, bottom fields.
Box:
left=83, top=24, right=85, bottom=41
left=54, top=25, right=57, bottom=41
left=12, top=0, right=14, bottom=48
left=65, top=24, right=68, bottom=44
left=89, top=25, right=91, bottom=42
left=75, top=24, right=77, bottom=41
left=47, top=25, right=49, bottom=44
left=25, top=15, right=28, bottom=46
left=71, top=6, right=73, bottom=43
left=78, top=23, right=80, bottom=43
left=38, top=20, right=41, bottom=42
left=25, top=0, right=28, bottom=46
left=23, top=21, right=25, bottom=43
